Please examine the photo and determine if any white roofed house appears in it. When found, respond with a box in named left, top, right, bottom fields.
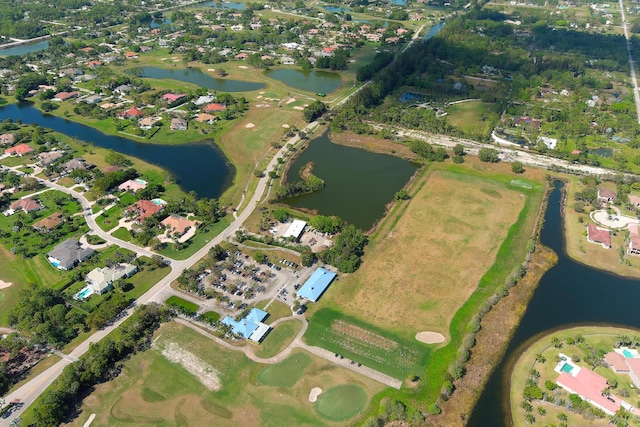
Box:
left=86, top=263, right=137, bottom=295
left=283, top=220, right=306, bottom=241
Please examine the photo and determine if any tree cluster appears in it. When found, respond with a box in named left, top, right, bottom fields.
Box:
left=319, top=224, right=367, bottom=273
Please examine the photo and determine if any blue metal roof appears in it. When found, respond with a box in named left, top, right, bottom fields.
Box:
left=297, top=267, right=337, bottom=302
left=222, top=308, right=268, bottom=339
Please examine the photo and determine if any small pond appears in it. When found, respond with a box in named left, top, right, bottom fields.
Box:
left=265, top=69, right=342, bottom=94
left=131, top=66, right=264, bottom=92
left=150, top=18, right=173, bottom=29
left=282, top=132, right=418, bottom=230
left=591, top=147, right=613, bottom=157
left=323, top=5, right=350, bottom=12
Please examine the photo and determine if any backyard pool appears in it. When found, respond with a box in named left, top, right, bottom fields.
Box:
left=75, top=287, right=93, bottom=300
left=560, top=363, right=573, bottom=373
left=624, top=349, right=635, bottom=358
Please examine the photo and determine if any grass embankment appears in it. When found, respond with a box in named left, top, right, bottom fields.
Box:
left=510, top=326, right=640, bottom=427
left=66, top=322, right=384, bottom=427
left=563, top=177, right=640, bottom=278
left=166, top=296, right=200, bottom=314
left=303, top=158, right=545, bottom=416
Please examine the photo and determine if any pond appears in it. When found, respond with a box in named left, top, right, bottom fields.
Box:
left=323, top=5, right=350, bottom=12
left=591, top=147, right=613, bottom=158
left=424, top=21, right=446, bottom=41
left=282, top=133, right=418, bottom=230
left=131, top=66, right=264, bottom=93
left=0, top=40, right=49, bottom=57
left=0, top=103, right=234, bottom=199
left=264, top=69, right=342, bottom=94
left=469, top=181, right=640, bottom=426
left=199, top=0, right=246, bottom=9
left=150, top=18, right=173, bottom=29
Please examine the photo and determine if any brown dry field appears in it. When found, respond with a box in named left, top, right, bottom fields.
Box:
left=564, top=178, right=640, bottom=278
left=329, top=132, right=419, bottom=160
left=319, top=168, right=526, bottom=339
left=464, top=76, right=498, bottom=89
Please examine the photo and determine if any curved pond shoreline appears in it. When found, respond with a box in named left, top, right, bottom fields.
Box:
left=0, top=102, right=234, bottom=199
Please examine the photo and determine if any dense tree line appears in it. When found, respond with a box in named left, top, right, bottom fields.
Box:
left=319, top=224, right=367, bottom=273
left=357, top=51, right=394, bottom=82
left=29, top=304, right=172, bottom=427
left=303, top=101, right=328, bottom=122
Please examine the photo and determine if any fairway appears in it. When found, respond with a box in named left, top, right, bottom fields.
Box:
left=315, top=384, right=367, bottom=421
left=256, top=353, right=312, bottom=387
left=67, top=322, right=384, bottom=427
left=314, top=167, right=526, bottom=337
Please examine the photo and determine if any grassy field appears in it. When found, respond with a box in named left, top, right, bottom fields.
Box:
left=563, top=177, right=640, bottom=278
left=254, top=319, right=302, bottom=358
left=166, top=296, right=199, bottom=314
left=66, top=322, right=385, bottom=427
left=445, top=101, right=500, bottom=136
left=510, top=326, right=640, bottom=427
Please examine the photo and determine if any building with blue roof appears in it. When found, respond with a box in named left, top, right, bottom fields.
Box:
left=221, top=308, right=271, bottom=342
left=297, top=267, right=337, bottom=302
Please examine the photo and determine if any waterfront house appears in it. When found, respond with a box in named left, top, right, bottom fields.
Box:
left=203, top=103, right=227, bottom=112
left=194, top=113, right=217, bottom=124
left=126, top=199, right=165, bottom=224
left=161, top=214, right=199, bottom=238
left=598, top=187, right=617, bottom=204
left=628, top=224, right=640, bottom=256
left=118, top=178, right=147, bottom=193
left=5, top=143, right=34, bottom=157
left=53, top=91, right=80, bottom=102
left=0, top=134, right=15, bottom=146
left=37, top=150, right=64, bottom=166
left=118, top=107, right=145, bottom=119
left=162, top=93, right=186, bottom=103
left=629, top=195, right=640, bottom=209
left=586, top=223, right=611, bottom=249
left=47, top=238, right=94, bottom=270
left=170, top=118, right=188, bottom=130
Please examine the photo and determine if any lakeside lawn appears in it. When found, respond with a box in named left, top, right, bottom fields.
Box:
left=563, top=177, right=640, bottom=279
left=303, top=157, right=545, bottom=411
left=62, top=321, right=384, bottom=427
left=510, top=326, right=640, bottom=427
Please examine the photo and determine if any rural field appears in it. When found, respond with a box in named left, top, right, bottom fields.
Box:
left=510, top=326, right=640, bottom=427
left=65, top=322, right=384, bottom=427
left=563, top=178, right=640, bottom=278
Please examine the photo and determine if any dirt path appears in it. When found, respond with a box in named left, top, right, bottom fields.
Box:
left=173, top=317, right=402, bottom=389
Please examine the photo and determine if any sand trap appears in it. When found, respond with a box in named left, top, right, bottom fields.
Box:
left=415, top=332, right=446, bottom=344
left=83, top=414, right=96, bottom=427
left=293, top=106, right=304, bottom=110
left=282, top=124, right=290, bottom=128
left=159, top=342, right=221, bottom=391
left=207, top=68, right=215, bottom=72
left=309, top=387, right=323, bottom=402
left=285, top=98, right=296, bottom=105
left=256, top=95, right=262, bottom=99
left=245, top=123, right=255, bottom=128
left=0, top=280, right=12, bottom=289
left=238, top=65, right=249, bottom=69
left=259, top=91, right=265, bottom=94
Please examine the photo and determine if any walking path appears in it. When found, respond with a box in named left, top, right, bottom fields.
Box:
left=174, top=317, right=402, bottom=389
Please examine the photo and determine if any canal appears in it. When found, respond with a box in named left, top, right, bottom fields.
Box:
left=0, top=40, right=49, bottom=56
left=469, top=181, right=640, bottom=425
left=132, top=66, right=265, bottom=92
left=282, top=132, right=418, bottom=231
left=0, top=103, right=234, bottom=199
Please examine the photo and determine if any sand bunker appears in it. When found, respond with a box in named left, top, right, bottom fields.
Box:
left=309, top=387, right=323, bottom=402
left=238, top=65, right=249, bottom=69
left=256, top=95, right=263, bottom=99
left=293, top=106, right=304, bottom=110
left=259, top=91, right=265, bottom=94
left=207, top=68, right=215, bottom=72
left=0, top=280, right=12, bottom=289
left=159, top=342, right=221, bottom=391
left=415, top=332, right=446, bottom=344
left=285, top=98, right=296, bottom=105
left=245, top=123, right=255, bottom=128
left=282, top=124, right=290, bottom=128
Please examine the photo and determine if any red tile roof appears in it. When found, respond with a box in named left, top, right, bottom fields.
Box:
left=598, top=187, right=617, bottom=201
left=119, top=107, right=144, bottom=118
left=203, top=103, right=227, bottom=112
left=162, top=93, right=186, bottom=103
left=5, top=143, right=34, bottom=156
left=587, top=223, right=611, bottom=248
left=631, top=225, right=640, bottom=251
left=127, top=200, right=163, bottom=222
left=10, top=197, right=42, bottom=212
left=557, top=368, right=621, bottom=415
left=604, top=352, right=629, bottom=372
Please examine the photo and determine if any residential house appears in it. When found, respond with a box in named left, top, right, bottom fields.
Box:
left=118, top=178, right=147, bottom=193
left=161, top=214, right=198, bottom=237
left=139, top=116, right=160, bottom=130
left=124, top=51, right=139, bottom=59
left=47, top=238, right=95, bottom=270
left=170, top=118, right=187, bottom=130
left=86, top=263, right=137, bottom=294
left=195, top=113, right=217, bottom=124
left=85, top=95, right=103, bottom=104
left=0, top=134, right=15, bottom=146
left=235, top=53, right=249, bottom=60
left=33, top=212, right=64, bottom=233
left=605, top=348, right=640, bottom=389
left=628, top=195, right=640, bottom=209
left=126, top=199, right=165, bottom=224
left=629, top=224, right=640, bottom=256
left=113, top=84, right=131, bottom=95
left=514, top=116, right=542, bottom=128
left=10, top=197, right=43, bottom=213
left=118, top=107, right=145, bottom=119
left=203, top=103, right=227, bottom=112
left=5, top=143, right=34, bottom=157
left=193, top=95, right=215, bottom=105
left=586, top=223, right=611, bottom=249
left=53, top=91, right=80, bottom=101
left=62, top=158, right=88, bottom=173
left=162, top=93, right=186, bottom=103
left=87, top=60, right=102, bottom=68
left=598, top=187, right=617, bottom=204
left=37, top=151, right=64, bottom=166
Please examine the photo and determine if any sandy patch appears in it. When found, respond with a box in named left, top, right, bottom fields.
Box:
left=245, top=123, right=255, bottom=128
left=256, top=95, right=263, bottom=99
left=238, top=65, right=249, bottom=69
left=415, top=331, right=446, bottom=344
left=158, top=342, right=221, bottom=391
left=161, top=58, right=168, bottom=61
left=172, top=59, right=180, bottom=62
left=285, top=98, right=296, bottom=105
left=259, top=91, right=265, bottom=94
left=282, top=124, right=290, bottom=128
left=255, top=103, right=271, bottom=108
left=83, top=413, right=96, bottom=427
left=207, top=68, right=215, bottom=72
left=293, top=106, right=304, bottom=110
left=308, top=387, right=322, bottom=402
left=0, top=280, right=12, bottom=289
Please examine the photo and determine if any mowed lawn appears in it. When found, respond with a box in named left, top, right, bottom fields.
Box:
left=445, top=101, right=500, bottom=136
left=67, top=322, right=384, bottom=427
left=314, top=168, right=526, bottom=339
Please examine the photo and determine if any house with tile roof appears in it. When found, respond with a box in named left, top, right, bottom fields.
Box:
left=194, top=113, right=217, bottom=124
left=170, top=118, right=188, bottom=130
left=161, top=214, right=199, bottom=237
left=586, top=223, right=611, bottom=249
left=33, top=212, right=64, bottom=233
left=5, top=143, right=34, bottom=157
left=126, top=199, right=165, bottom=224
left=162, top=93, right=186, bottom=103
left=203, top=103, right=227, bottom=112
left=47, top=238, right=95, bottom=270
left=118, top=107, right=145, bottom=119
left=598, top=187, right=617, bottom=204
left=37, top=151, right=64, bottom=166
left=10, top=197, right=43, bottom=213
left=118, top=178, right=147, bottom=193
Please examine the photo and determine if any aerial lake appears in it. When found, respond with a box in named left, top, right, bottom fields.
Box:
left=132, top=66, right=265, bottom=92
left=264, top=69, right=342, bottom=94
left=0, top=103, right=234, bottom=199
left=282, top=133, right=418, bottom=230
left=0, top=40, right=49, bottom=56
left=469, top=181, right=640, bottom=425
left=199, top=0, right=246, bottom=9
left=150, top=18, right=173, bottom=29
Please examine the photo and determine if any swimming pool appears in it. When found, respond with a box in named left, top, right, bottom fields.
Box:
left=561, top=363, right=573, bottom=373
left=624, top=349, right=634, bottom=358
left=75, top=287, right=93, bottom=300
left=151, top=198, right=167, bottom=206
left=135, top=178, right=147, bottom=185
left=51, top=260, right=60, bottom=267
